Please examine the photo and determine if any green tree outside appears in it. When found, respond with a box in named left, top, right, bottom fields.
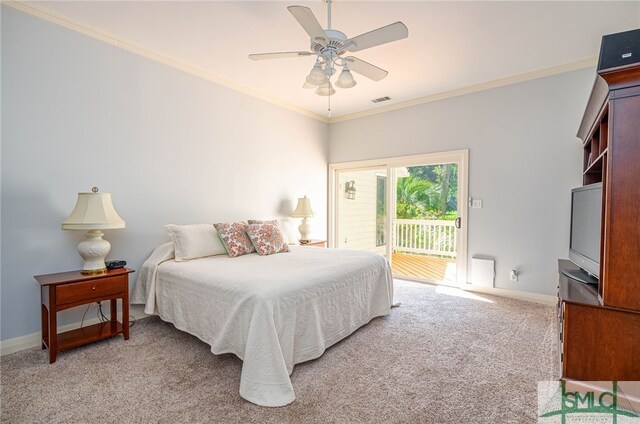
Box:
left=396, top=164, right=458, bottom=220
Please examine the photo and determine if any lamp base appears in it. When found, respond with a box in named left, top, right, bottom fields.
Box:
left=298, top=217, right=311, bottom=243
left=77, top=230, right=111, bottom=274
left=81, top=268, right=107, bottom=276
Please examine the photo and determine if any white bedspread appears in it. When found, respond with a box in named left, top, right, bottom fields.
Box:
left=131, top=244, right=393, bottom=407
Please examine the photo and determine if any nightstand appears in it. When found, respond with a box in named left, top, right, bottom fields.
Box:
left=300, top=240, right=327, bottom=248
left=34, top=268, right=134, bottom=363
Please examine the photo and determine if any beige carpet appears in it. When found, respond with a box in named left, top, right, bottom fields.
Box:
left=1, top=280, right=557, bottom=423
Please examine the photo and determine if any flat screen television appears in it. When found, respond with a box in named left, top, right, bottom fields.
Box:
left=567, top=183, right=602, bottom=284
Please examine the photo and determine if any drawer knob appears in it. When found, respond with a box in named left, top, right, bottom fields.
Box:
left=92, top=286, right=96, bottom=291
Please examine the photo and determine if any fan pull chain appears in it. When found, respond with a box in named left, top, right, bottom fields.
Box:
left=327, top=80, right=331, bottom=118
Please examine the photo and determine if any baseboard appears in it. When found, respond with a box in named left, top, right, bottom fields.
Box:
left=395, top=276, right=557, bottom=305
left=0, top=304, right=150, bottom=356
left=463, top=284, right=557, bottom=305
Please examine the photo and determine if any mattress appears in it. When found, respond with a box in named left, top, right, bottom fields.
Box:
left=131, top=244, right=393, bottom=407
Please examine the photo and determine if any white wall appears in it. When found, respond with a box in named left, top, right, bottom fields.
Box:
left=1, top=7, right=328, bottom=340
left=330, top=69, right=592, bottom=295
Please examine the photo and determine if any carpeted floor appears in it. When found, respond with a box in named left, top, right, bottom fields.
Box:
left=1, top=280, right=557, bottom=423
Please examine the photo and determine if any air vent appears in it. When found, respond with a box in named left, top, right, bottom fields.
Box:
left=371, top=96, right=391, bottom=103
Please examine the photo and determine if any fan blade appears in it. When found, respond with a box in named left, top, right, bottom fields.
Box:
left=249, top=51, right=314, bottom=61
left=344, top=22, right=408, bottom=52
left=344, top=57, right=388, bottom=81
left=287, top=6, right=327, bottom=46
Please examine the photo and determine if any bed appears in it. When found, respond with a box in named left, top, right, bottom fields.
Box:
left=131, top=243, right=394, bottom=407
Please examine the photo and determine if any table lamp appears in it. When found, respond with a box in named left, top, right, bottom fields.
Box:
left=61, top=187, right=125, bottom=274
left=291, top=195, right=313, bottom=244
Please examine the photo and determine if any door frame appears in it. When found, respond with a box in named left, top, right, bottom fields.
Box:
left=328, top=149, right=469, bottom=285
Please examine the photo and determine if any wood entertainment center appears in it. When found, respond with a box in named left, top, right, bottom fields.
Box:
left=557, top=49, right=640, bottom=383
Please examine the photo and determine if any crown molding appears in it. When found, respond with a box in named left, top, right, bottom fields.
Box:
left=3, top=1, right=330, bottom=123
left=4, top=1, right=596, bottom=125
left=329, top=57, right=597, bottom=123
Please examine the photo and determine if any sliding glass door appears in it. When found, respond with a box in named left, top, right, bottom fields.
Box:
left=335, top=167, right=387, bottom=256
left=330, top=150, right=468, bottom=286
left=391, top=163, right=459, bottom=284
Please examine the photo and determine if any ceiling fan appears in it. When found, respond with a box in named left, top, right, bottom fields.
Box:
left=249, top=0, right=408, bottom=98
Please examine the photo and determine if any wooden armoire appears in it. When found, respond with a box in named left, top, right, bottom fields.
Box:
left=557, top=34, right=640, bottom=384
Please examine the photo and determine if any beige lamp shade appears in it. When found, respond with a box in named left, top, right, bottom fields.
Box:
left=61, top=192, right=125, bottom=230
left=291, top=196, right=313, bottom=218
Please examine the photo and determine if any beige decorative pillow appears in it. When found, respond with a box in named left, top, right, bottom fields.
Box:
left=164, top=224, right=227, bottom=262
left=213, top=222, right=256, bottom=257
left=246, top=223, right=290, bottom=256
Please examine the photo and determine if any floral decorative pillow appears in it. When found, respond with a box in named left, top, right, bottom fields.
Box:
left=213, top=222, right=256, bottom=258
left=247, top=219, right=278, bottom=226
left=246, top=223, right=290, bottom=256
left=248, top=219, right=297, bottom=245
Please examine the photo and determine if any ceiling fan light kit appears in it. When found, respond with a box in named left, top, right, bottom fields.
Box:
left=335, top=65, right=356, bottom=89
left=249, top=0, right=408, bottom=109
left=315, top=82, right=336, bottom=96
left=306, top=60, right=329, bottom=85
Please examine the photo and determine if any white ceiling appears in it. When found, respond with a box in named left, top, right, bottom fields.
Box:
left=27, top=1, right=640, bottom=119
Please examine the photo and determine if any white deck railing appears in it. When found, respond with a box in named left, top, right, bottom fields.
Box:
left=392, top=219, right=457, bottom=258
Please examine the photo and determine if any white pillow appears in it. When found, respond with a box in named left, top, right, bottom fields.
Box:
left=280, top=221, right=299, bottom=245
left=164, top=224, right=227, bottom=262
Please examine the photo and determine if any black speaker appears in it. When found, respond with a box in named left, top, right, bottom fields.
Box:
left=597, top=28, right=640, bottom=72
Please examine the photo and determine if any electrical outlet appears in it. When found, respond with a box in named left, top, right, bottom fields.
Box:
left=472, top=199, right=483, bottom=209
left=510, top=269, right=518, bottom=282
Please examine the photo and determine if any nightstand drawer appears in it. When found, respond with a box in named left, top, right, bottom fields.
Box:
left=56, top=276, right=127, bottom=306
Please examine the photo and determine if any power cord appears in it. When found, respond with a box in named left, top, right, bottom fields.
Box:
left=97, top=302, right=109, bottom=323
left=80, top=303, right=92, bottom=328
left=96, top=301, right=136, bottom=328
